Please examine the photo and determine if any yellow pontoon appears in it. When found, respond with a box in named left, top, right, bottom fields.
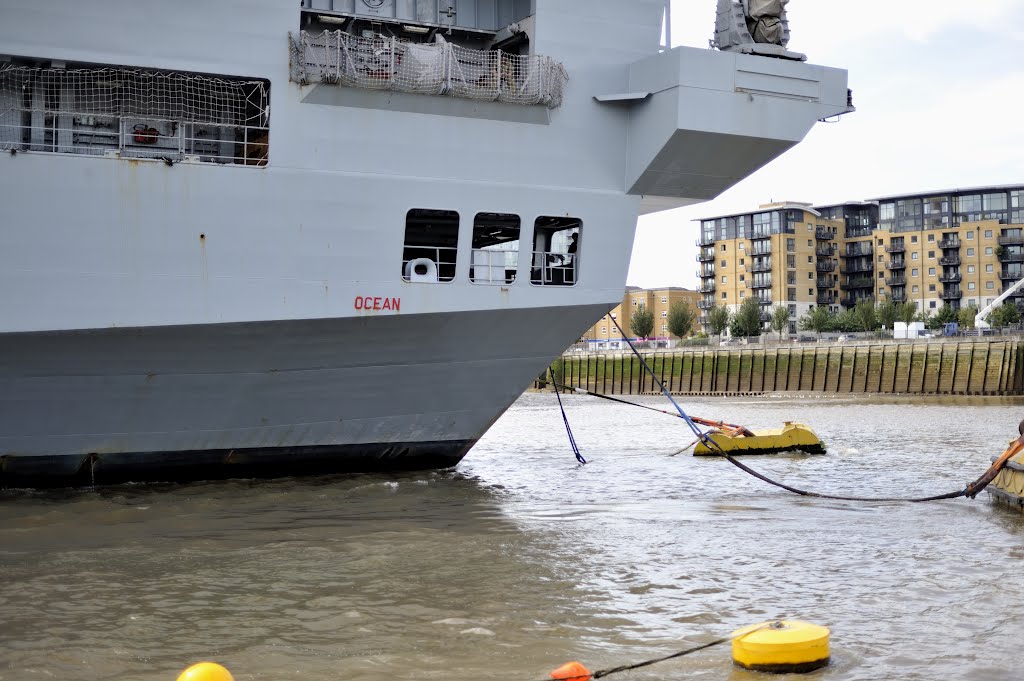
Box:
left=693, top=422, right=825, bottom=456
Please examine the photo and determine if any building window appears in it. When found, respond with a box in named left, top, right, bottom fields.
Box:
left=721, top=276, right=727, bottom=283
left=911, top=236, right=918, bottom=243
left=531, top=216, right=581, bottom=286
left=739, top=259, right=745, bottom=266
left=808, top=223, right=814, bottom=232
left=471, top=212, right=521, bottom=284
left=808, top=288, right=813, bottom=295
left=661, top=311, right=667, bottom=317
left=662, top=324, right=668, bottom=332
left=967, top=265, right=975, bottom=273
left=968, top=282, right=976, bottom=290
left=967, top=231, right=974, bottom=239
left=987, top=281, right=995, bottom=289
left=927, top=233, right=934, bottom=242
left=986, top=264, right=994, bottom=272
left=601, top=327, right=607, bottom=334
left=787, top=288, right=796, bottom=301
left=928, top=267, right=935, bottom=276
left=722, top=292, right=727, bottom=299
left=912, top=252, right=919, bottom=260
left=808, top=272, right=814, bottom=279
left=929, top=301, right=936, bottom=309
left=740, top=275, right=745, bottom=282
left=739, top=291, right=745, bottom=298
left=929, top=284, right=936, bottom=292
left=967, top=247, right=975, bottom=256
left=985, top=230, right=993, bottom=238
left=878, top=271, right=884, bottom=279
left=788, top=304, right=797, bottom=317
left=721, top=260, right=727, bottom=268
left=912, top=285, right=919, bottom=293
left=927, top=251, right=934, bottom=259
left=912, top=268, right=919, bottom=277
left=721, top=244, right=727, bottom=251
left=787, top=255, right=796, bottom=268
left=739, top=243, right=745, bottom=250
left=986, top=247, right=994, bottom=255
left=403, top=209, right=459, bottom=282
left=807, top=256, right=813, bottom=263
left=786, top=238, right=796, bottom=252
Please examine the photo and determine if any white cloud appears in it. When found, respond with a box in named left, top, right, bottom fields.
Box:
left=630, top=1, right=1024, bottom=290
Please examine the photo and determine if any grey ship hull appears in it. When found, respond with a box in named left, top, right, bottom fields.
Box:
left=1, top=304, right=606, bottom=487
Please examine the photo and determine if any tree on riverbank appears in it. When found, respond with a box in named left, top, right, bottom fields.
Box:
left=771, top=306, right=790, bottom=339
left=630, top=304, right=654, bottom=342
left=707, top=305, right=730, bottom=336
left=730, top=297, right=763, bottom=337
left=799, top=306, right=832, bottom=337
left=667, top=301, right=695, bottom=342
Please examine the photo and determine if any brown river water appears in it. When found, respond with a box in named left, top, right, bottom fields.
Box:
left=2, top=394, right=1024, bottom=681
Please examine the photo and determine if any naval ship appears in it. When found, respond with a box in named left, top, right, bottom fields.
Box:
left=0, top=0, right=850, bottom=486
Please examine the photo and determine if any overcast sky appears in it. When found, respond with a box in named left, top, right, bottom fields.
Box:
left=629, top=0, right=1024, bottom=290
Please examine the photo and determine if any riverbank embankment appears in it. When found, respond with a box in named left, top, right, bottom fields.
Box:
left=541, top=339, right=1024, bottom=396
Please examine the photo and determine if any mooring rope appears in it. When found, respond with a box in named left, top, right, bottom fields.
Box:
left=550, top=368, right=586, bottom=465
left=567, top=322, right=1021, bottom=504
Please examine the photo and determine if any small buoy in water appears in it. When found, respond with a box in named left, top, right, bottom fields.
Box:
left=731, top=620, right=830, bottom=673
left=176, top=662, right=235, bottom=681
left=549, top=661, right=592, bottom=680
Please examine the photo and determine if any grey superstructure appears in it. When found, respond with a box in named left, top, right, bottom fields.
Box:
left=0, top=0, right=850, bottom=486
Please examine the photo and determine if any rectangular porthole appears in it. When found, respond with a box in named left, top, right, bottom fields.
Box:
left=402, top=209, right=459, bottom=283
left=530, top=217, right=581, bottom=286
left=471, top=213, right=521, bottom=285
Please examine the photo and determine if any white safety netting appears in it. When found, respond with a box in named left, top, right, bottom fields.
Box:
left=0, top=65, right=269, bottom=164
left=292, top=30, right=568, bottom=108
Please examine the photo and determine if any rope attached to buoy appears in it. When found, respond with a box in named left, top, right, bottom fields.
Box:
left=584, top=320, right=1023, bottom=504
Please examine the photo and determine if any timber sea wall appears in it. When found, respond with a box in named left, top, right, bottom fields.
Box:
left=543, top=339, right=1024, bottom=396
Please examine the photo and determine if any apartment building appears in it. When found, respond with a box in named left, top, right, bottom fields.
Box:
left=696, top=203, right=843, bottom=334
left=696, top=185, right=1024, bottom=333
left=581, top=286, right=701, bottom=347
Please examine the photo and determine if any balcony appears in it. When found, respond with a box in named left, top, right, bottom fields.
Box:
left=887, top=259, right=907, bottom=270
left=697, top=282, right=716, bottom=293
left=750, top=246, right=772, bottom=257
left=841, top=263, right=875, bottom=274
left=816, top=294, right=835, bottom=305
left=939, top=256, right=961, bottom=266
left=938, top=274, right=961, bottom=284
left=885, top=243, right=906, bottom=253
left=816, top=261, right=836, bottom=272
left=938, top=238, right=960, bottom=249
left=841, top=296, right=866, bottom=307
left=886, top=276, right=906, bottom=286
left=697, top=299, right=715, bottom=310
left=751, top=228, right=772, bottom=240
left=891, top=292, right=907, bottom=303
left=999, top=251, right=1024, bottom=263
left=697, top=250, right=715, bottom=262
left=816, top=245, right=836, bottom=257
left=747, top=278, right=773, bottom=289
left=751, top=261, right=773, bottom=273
left=815, top=228, right=834, bottom=240
left=816, top=278, right=834, bottom=288
left=1002, top=286, right=1024, bottom=297
left=998, top=235, right=1024, bottom=246
left=843, top=247, right=873, bottom=258
left=999, top=271, right=1023, bottom=281
left=840, top=278, right=874, bottom=291
left=940, top=289, right=962, bottom=301
left=845, top=227, right=874, bottom=238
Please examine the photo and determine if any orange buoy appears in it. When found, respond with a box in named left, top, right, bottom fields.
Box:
left=549, top=661, right=592, bottom=680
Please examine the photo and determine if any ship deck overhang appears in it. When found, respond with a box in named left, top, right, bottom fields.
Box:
left=605, top=46, right=852, bottom=214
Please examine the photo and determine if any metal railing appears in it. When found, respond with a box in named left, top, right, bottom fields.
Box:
left=530, top=250, right=576, bottom=286
left=815, top=227, right=834, bottom=240
left=938, top=274, right=961, bottom=284
left=938, top=239, right=960, bottom=249
left=816, top=261, right=837, bottom=272
left=998, top=235, right=1024, bottom=246
left=401, top=246, right=458, bottom=282
left=885, top=243, right=906, bottom=253
left=939, top=256, right=961, bottom=266
left=470, top=248, right=519, bottom=285
left=887, top=260, right=907, bottom=270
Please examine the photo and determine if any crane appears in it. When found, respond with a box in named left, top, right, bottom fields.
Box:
left=975, top=276, right=1024, bottom=329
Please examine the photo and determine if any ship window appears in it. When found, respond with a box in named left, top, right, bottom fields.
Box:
left=402, top=209, right=459, bottom=283
left=0, top=59, right=270, bottom=166
left=531, top=217, right=581, bottom=286
left=471, top=213, right=520, bottom=284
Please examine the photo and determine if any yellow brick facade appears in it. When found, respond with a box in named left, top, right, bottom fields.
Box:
left=581, top=287, right=701, bottom=346
left=696, top=187, right=1024, bottom=332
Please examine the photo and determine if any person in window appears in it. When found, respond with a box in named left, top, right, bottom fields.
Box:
left=566, top=232, right=578, bottom=265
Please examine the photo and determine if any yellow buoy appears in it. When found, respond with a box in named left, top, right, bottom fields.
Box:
left=731, top=620, right=830, bottom=673
left=176, top=662, right=235, bottom=681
